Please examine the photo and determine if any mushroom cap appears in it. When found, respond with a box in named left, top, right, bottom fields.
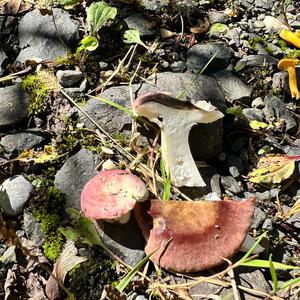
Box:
left=133, top=92, right=224, bottom=124
left=135, top=197, right=255, bottom=273
left=278, top=58, right=300, bottom=70
left=81, top=170, right=148, bottom=222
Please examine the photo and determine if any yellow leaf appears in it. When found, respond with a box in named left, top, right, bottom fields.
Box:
left=15, top=145, right=60, bottom=164
left=248, top=155, right=296, bottom=184
left=249, top=120, right=268, bottom=130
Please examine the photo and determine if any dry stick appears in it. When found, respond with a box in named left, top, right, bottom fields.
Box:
left=60, top=90, right=192, bottom=201
left=86, top=45, right=135, bottom=95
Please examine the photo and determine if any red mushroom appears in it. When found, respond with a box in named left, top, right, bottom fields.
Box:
left=81, top=169, right=148, bottom=224
left=135, top=197, right=255, bottom=273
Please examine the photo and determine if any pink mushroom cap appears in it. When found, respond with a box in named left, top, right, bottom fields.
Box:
left=81, top=169, right=148, bottom=223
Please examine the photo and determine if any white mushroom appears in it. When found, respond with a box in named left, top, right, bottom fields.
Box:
left=133, top=92, right=224, bottom=187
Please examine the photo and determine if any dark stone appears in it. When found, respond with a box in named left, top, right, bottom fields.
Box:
left=251, top=207, right=267, bottom=229
left=124, top=13, right=156, bottom=37
left=23, top=211, right=44, bottom=247
left=0, top=129, right=45, bottom=154
left=54, top=149, right=100, bottom=210
left=187, top=42, right=233, bottom=72
left=16, top=9, right=79, bottom=63
left=0, top=84, right=29, bottom=130
left=99, top=215, right=146, bottom=266
left=56, top=70, right=83, bottom=87
left=212, top=70, right=251, bottom=103
left=235, top=54, right=278, bottom=71
left=263, top=95, right=297, bottom=132
left=221, top=176, right=243, bottom=194
left=242, top=108, right=265, bottom=122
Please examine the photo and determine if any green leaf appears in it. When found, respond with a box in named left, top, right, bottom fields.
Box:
left=90, top=95, right=134, bottom=118
left=123, top=29, right=148, bottom=50
left=63, top=208, right=105, bottom=247
left=279, top=277, right=300, bottom=290
left=160, top=158, right=171, bottom=201
left=238, top=231, right=267, bottom=263
left=240, top=259, right=300, bottom=270
left=269, top=254, right=278, bottom=292
left=116, top=249, right=157, bottom=293
left=59, top=0, right=82, bottom=6
left=87, top=1, right=117, bottom=35
left=208, top=23, right=228, bottom=35
left=249, top=120, right=268, bottom=130
left=81, top=36, right=99, bottom=51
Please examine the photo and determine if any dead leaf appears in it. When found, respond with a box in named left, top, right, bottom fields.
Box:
left=14, top=144, right=61, bottom=164
left=0, top=0, right=33, bottom=15
left=45, top=241, right=86, bottom=300
left=248, top=155, right=299, bottom=184
left=100, top=284, right=127, bottom=300
left=190, top=17, right=210, bottom=34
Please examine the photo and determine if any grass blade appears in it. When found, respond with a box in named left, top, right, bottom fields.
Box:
left=238, top=231, right=267, bottom=263
left=116, top=250, right=157, bottom=293
left=279, top=276, right=300, bottom=290
left=269, top=254, right=278, bottom=292
left=198, top=51, right=218, bottom=75
left=160, top=158, right=171, bottom=201
left=240, top=259, right=300, bottom=270
left=90, top=95, right=135, bottom=118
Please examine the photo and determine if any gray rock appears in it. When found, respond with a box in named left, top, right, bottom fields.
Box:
left=23, top=211, right=44, bottom=247
left=0, top=49, right=8, bottom=76
left=80, top=85, right=137, bottom=136
left=221, top=176, right=243, bottom=194
left=0, top=175, right=33, bottom=216
left=235, top=54, right=278, bottom=71
left=17, top=9, right=79, bottom=63
left=141, top=0, right=169, bottom=12
left=212, top=70, right=251, bottom=103
left=56, top=70, right=83, bottom=87
left=242, top=108, right=265, bottom=122
left=237, top=269, right=270, bottom=299
left=98, top=216, right=146, bottom=267
left=255, top=0, right=275, bottom=10
left=0, top=84, right=29, bottom=130
left=0, top=129, right=45, bottom=153
left=287, top=210, right=300, bottom=229
left=0, top=246, right=17, bottom=264
left=208, top=10, right=229, bottom=24
left=64, top=78, right=88, bottom=96
left=227, top=154, right=243, bottom=178
left=187, top=42, right=233, bottom=72
left=124, top=13, right=156, bottom=37
left=251, top=97, right=264, bottom=108
left=225, top=28, right=241, bottom=47
left=54, top=149, right=100, bottom=209
left=170, top=60, right=186, bottom=72
left=262, top=218, right=273, bottom=230
left=272, top=71, right=289, bottom=93
left=251, top=207, right=267, bottom=229
left=255, top=190, right=272, bottom=201
left=264, top=95, right=297, bottom=132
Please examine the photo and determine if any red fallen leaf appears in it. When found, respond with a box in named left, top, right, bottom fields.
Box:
left=135, top=197, right=255, bottom=273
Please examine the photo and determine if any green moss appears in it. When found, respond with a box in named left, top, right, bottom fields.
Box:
left=278, top=39, right=288, bottom=51
left=22, top=74, right=48, bottom=115
left=286, top=49, right=300, bottom=59
left=33, top=186, right=64, bottom=262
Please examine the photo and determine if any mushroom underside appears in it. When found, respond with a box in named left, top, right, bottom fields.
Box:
left=135, top=197, right=255, bottom=273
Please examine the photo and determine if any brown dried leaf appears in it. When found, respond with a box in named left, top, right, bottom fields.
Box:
left=0, top=0, right=32, bottom=15
left=45, top=241, right=86, bottom=300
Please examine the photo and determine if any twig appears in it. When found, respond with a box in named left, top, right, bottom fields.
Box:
left=86, top=45, right=135, bottom=95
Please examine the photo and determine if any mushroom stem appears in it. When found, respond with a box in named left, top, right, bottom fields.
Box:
left=287, top=66, right=300, bottom=100
left=279, top=29, right=300, bottom=48
left=161, top=118, right=206, bottom=187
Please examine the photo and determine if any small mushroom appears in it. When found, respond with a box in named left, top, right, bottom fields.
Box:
left=278, top=58, right=300, bottom=100
left=133, top=92, right=224, bottom=187
left=81, top=169, right=148, bottom=224
left=279, top=29, right=300, bottom=48
left=135, top=197, right=255, bottom=272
